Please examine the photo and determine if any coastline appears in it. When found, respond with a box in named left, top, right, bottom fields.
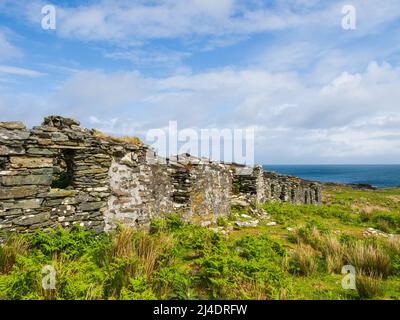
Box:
left=263, top=164, right=400, bottom=190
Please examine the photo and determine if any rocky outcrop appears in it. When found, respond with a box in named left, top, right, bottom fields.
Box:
left=0, top=116, right=322, bottom=233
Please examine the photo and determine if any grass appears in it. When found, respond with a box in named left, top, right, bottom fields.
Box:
left=346, top=242, right=391, bottom=278
left=0, top=186, right=399, bottom=300
left=285, top=243, right=319, bottom=276
left=0, top=236, right=29, bottom=274
left=319, top=235, right=344, bottom=274
left=356, top=272, right=383, bottom=299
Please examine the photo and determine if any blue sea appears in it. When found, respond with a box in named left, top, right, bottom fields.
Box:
left=262, top=165, right=400, bottom=189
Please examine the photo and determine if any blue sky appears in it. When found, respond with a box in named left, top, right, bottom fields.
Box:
left=0, top=0, right=400, bottom=164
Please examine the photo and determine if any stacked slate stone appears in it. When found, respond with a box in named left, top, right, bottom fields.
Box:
left=263, top=171, right=321, bottom=205
left=105, top=146, right=176, bottom=230
left=229, top=164, right=322, bottom=206
left=232, top=165, right=259, bottom=195
left=1, top=115, right=323, bottom=234
left=105, top=152, right=233, bottom=230
left=171, top=154, right=232, bottom=220
left=168, top=155, right=193, bottom=207
left=0, top=116, right=125, bottom=233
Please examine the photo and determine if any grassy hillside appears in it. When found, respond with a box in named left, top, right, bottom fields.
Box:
left=0, top=186, right=399, bottom=300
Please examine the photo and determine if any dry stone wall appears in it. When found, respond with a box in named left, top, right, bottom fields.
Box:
left=231, top=165, right=321, bottom=206
left=0, top=116, right=113, bottom=233
left=1, top=116, right=322, bottom=234
left=105, top=148, right=175, bottom=230
left=105, top=153, right=233, bottom=230
left=263, top=171, right=322, bottom=204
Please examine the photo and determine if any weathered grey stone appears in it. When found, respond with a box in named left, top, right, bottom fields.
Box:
left=13, top=212, right=50, bottom=226
left=235, top=220, right=260, bottom=228
left=36, top=138, right=52, bottom=145
left=79, top=202, right=105, bottom=211
left=0, top=121, right=26, bottom=130
left=31, top=168, right=54, bottom=175
left=0, top=128, right=30, bottom=141
left=0, top=145, right=25, bottom=155
left=0, top=174, right=52, bottom=186
left=43, top=115, right=80, bottom=128
left=52, top=205, right=75, bottom=216
left=231, top=198, right=250, bottom=207
left=39, top=189, right=77, bottom=198
left=28, top=220, right=53, bottom=230
left=74, top=167, right=108, bottom=175
left=0, top=208, right=22, bottom=217
left=51, top=132, right=69, bottom=142
left=10, top=156, right=53, bottom=169
left=26, top=148, right=54, bottom=156
left=44, top=198, right=64, bottom=206
left=0, top=185, right=38, bottom=199
left=3, top=199, right=43, bottom=210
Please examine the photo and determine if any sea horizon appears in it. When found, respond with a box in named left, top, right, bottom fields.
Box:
left=262, top=164, right=400, bottom=189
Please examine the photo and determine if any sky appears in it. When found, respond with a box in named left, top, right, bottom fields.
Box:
left=0, top=0, right=399, bottom=164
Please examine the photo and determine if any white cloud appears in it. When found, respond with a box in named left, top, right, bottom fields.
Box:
left=0, top=65, right=46, bottom=77
left=4, top=61, right=386, bottom=163
left=2, top=0, right=400, bottom=48
left=1, top=0, right=400, bottom=163
left=0, top=30, right=22, bottom=61
left=104, top=49, right=191, bottom=67
left=50, top=0, right=400, bottom=44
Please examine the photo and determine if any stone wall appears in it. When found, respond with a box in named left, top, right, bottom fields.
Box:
left=263, top=171, right=322, bottom=204
left=105, top=147, right=175, bottom=231
left=171, top=154, right=232, bottom=223
left=0, top=116, right=113, bottom=233
left=231, top=165, right=321, bottom=206
left=105, top=153, right=233, bottom=230
left=0, top=115, right=322, bottom=234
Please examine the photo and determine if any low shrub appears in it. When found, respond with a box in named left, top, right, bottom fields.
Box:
left=216, top=216, right=228, bottom=227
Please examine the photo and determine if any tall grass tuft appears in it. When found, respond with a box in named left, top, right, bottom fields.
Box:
left=135, top=232, right=171, bottom=279
left=111, top=226, right=135, bottom=259
left=346, top=243, right=391, bottom=278
left=0, top=236, right=29, bottom=274
left=286, top=243, right=319, bottom=276
left=322, top=235, right=345, bottom=274
left=356, top=271, right=383, bottom=299
left=383, top=237, right=400, bottom=256
left=110, top=226, right=172, bottom=279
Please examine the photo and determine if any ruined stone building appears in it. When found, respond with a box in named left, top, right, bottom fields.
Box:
left=0, top=116, right=322, bottom=233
